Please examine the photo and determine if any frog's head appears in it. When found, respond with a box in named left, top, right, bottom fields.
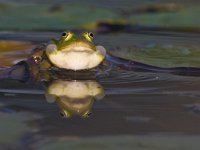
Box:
left=57, top=97, right=94, bottom=119
left=45, top=31, right=106, bottom=71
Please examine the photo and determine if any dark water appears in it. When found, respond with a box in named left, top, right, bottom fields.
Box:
left=1, top=32, right=200, bottom=150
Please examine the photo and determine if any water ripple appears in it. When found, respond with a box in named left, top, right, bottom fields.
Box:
left=99, top=71, right=171, bottom=84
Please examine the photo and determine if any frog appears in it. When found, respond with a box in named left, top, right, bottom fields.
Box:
left=30, top=31, right=106, bottom=72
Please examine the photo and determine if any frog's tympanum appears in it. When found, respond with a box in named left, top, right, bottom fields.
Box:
left=45, top=80, right=104, bottom=118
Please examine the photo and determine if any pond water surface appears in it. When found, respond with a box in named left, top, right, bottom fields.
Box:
left=0, top=31, right=200, bottom=150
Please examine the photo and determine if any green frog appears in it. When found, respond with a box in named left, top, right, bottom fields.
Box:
left=31, top=31, right=106, bottom=71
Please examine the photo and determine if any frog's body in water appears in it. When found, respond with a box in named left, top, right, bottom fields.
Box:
left=1, top=31, right=200, bottom=82
left=34, top=31, right=106, bottom=71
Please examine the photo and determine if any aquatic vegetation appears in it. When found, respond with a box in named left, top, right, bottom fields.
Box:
left=111, top=45, right=200, bottom=67
left=0, top=3, right=199, bottom=31
left=131, top=6, right=200, bottom=30
left=0, top=3, right=117, bottom=31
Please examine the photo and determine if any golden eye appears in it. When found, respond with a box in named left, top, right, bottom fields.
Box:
left=61, top=31, right=73, bottom=41
left=83, top=32, right=94, bottom=42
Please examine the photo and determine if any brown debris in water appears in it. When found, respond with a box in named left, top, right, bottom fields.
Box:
left=0, top=41, right=34, bottom=67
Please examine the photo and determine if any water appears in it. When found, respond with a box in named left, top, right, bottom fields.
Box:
left=1, top=32, right=200, bottom=149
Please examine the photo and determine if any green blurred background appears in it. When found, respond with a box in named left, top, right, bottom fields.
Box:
left=0, top=0, right=199, bottom=31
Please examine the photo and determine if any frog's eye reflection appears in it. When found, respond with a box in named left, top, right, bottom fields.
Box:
left=60, top=111, right=66, bottom=118
left=59, top=111, right=71, bottom=118
left=87, top=112, right=91, bottom=117
left=82, top=111, right=91, bottom=118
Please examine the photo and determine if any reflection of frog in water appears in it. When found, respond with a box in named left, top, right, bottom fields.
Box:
left=45, top=80, right=104, bottom=118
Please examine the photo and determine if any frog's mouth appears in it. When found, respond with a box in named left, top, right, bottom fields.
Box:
left=62, top=47, right=94, bottom=54
left=60, top=97, right=93, bottom=107
left=61, top=41, right=96, bottom=52
left=46, top=44, right=95, bottom=54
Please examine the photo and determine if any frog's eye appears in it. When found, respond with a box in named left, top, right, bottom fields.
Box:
left=61, top=32, right=67, bottom=37
left=61, top=31, right=73, bottom=41
left=83, top=32, right=94, bottom=42
left=89, top=32, right=94, bottom=38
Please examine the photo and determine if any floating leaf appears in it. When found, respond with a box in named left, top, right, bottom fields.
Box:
left=0, top=41, right=34, bottom=66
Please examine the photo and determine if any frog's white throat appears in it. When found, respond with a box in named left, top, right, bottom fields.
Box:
left=46, top=44, right=106, bottom=71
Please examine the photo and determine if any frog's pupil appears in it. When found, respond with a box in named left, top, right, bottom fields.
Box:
left=62, top=32, right=67, bottom=37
